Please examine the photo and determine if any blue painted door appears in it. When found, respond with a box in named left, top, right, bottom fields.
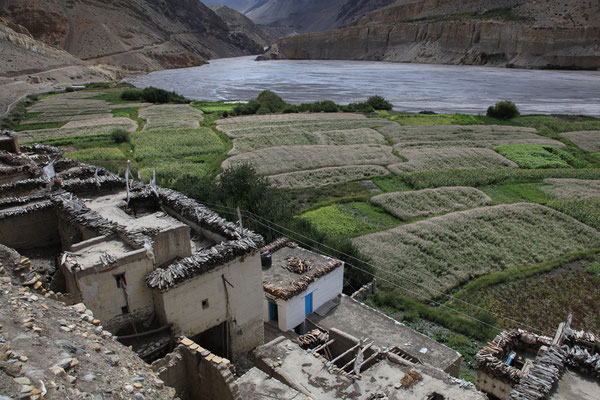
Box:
left=305, top=292, right=313, bottom=316
left=268, top=300, right=278, bottom=321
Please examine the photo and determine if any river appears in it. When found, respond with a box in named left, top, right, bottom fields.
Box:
left=126, top=56, right=600, bottom=115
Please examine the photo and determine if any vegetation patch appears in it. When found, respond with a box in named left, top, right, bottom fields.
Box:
left=229, top=128, right=387, bottom=155
left=218, top=118, right=391, bottom=139
left=389, top=147, right=517, bottom=173
left=223, top=144, right=398, bottom=176
left=139, top=104, right=204, bottom=130
left=371, top=187, right=491, bottom=221
left=541, top=178, right=600, bottom=199
left=17, top=123, right=137, bottom=142
left=547, top=199, right=600, bottom=231
left=65, top=147, right=126, bottom=163
left=494, top=144, right=575, bottom=169
left=560, top=131, right=600, bottom=152
left=448, top=250, right=600, bottom=334
left=269, top=165, right=390, bottom=189
left=300, top=202, right=400, bottom=238
left=132, top=128, right=225, bottom=161
left=378, top=124, right=560, bottom=149
left=13, top=122, right=66, bottom=131
left=352, top=203, right=600, bottom=300
left=481, top=183, right=550, bottom=204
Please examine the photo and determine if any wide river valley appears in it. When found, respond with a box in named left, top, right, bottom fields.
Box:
left=126, top=56, right=600, bottom=115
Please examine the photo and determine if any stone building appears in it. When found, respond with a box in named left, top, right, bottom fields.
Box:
left=476, top=315, right=600, bottom=400
left=0, top=137, right=265, bottom=361
left=261, top=237, right=344, bottom=333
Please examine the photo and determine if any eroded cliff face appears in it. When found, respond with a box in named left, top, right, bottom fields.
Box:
left=0, top=0, right=265, bottom=73
left=260, top=0, right=600, bottom=69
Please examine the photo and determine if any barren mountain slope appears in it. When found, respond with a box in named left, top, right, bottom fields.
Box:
left=209, top=5, right=274, bottom=48
left=0, top=0, right=264, bottom=72
left=261, top=0, right=600, bottom=69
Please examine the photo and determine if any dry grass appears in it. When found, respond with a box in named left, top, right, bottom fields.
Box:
left=229, top=128, right=387, bottom=155
left=62, top=117, right=136, bottom=131
left=378, top=124, right=562, bottom=149
left=26, top=113, right=114, bottom=124
left=371, top=187, right=492, bottom=221
left=352, top=203, right=600, bottom=300
left=542, top=179, right=600, bottom=199
left=139, top=104, right=204, bottom=131
left=269, top=165, right=390, bottom=189
left=217, top=119, right=391, bottom=138
left=27, top=94, right=111, bottom=118
left=561, top=131, right=600, bottom=152
left=216, top=112, right=368, bottom=125
left=223, top=144, right=398, bottom=176
left=388, top=147, right=517, bottom=173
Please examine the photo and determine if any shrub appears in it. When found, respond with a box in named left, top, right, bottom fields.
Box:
left=256, top=106, right=270, bottom=115
left=283, top=104, right=299, bottom=113
left=26, top=94, right=39, bottom=101
left=85, top=82, right=111, bottom=89
left=257, top=90, right=284, bottom=105
left=487, top=100, right=520, bottom=119
left=318, top=100, right=339, bottom=113
left=138, top=87, right=189, bottom=104
left=367, top=95, right=393, bottom=111
left=65, top=87, right=75, bottom=93
left=121, top=89, right=143, bottom=101
left=341, top=102, right=375, bottom=113
left=110, top=128, right=130, bottom=144
left=222, top=110, right=229, bottom=118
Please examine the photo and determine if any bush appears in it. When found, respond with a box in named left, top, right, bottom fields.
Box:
left=342, top=102, right=375, bottom=113
left=257, top=90, right=284, bottom=105
left=111, top=128, right=130, bottom=144
left=283, top=104, right=299, bottom=113
left=26, top=94, right=39, bottom=101
left=367, top=95, right=393, bottom=111
left=85, top=82, right=111, bottom=89
left=318, top=100, right=339, bottom=113
left=487, top=100, right=520, bottom=119
left=222, top=110, right=229, bottom=118
left=134, top=87, right=189, bottom=104
left=121, top=89, right=143, bottom=101
left=65, top=87, right=75, bottom=93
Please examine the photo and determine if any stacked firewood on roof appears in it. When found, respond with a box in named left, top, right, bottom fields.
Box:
left=298, top=329, right=329, bottom=349
left=476, top=329, right=552, bottom=384
left=262, top=237, right=298, bottom=254
left=284, top=256, right=312, bottom=274
left=263, top=259, right=343, bottom=300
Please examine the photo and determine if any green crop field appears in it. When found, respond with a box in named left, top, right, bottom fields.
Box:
left=353, top=203, right=600, bottom=300
left=300, top=202, right=400, bottom=238
left=132, top=128, right=226, bottom=161
left=494, top=144, right=574, bottom=169
left=371, top=187, right=491, bottom=221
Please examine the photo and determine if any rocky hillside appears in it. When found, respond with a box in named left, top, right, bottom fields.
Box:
left=0, top=245, right=177, bottom=399
left=209, top=5, right=274, bottom=48
left=260, top=0, right=600, bottom=69
left=0, top=0, right=266, bottom=73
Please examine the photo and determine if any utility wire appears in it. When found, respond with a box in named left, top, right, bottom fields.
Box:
left=194, top=200, right=550, bottom=336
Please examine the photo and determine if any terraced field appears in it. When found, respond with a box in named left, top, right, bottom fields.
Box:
left=140, top=104, right=204, bottom=130
left=352, top=203, right=600, bottom=300
left=561, top=130, right=600, bottom=152
left=269, top=165, right=390, bottom=189
left=223, top=144, right=398, bottom=176
left=542, top=178, right=600, bottom=199
left=378, top=124, right=562, bottom=149
left=371, top=187, right=491, bottom=221
left=389, top=147, right=517, bottom=173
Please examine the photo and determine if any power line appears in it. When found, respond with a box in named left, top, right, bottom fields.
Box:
left=193, top=199, right=550, bottom=336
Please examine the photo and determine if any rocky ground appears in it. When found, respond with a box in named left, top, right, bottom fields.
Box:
left=0, top=245, right=177, bottom=399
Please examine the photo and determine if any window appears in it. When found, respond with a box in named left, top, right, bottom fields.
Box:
left=202, top=299, right=209, bottom=309
left=121, top=305, right=130, bottom=315
left=114, top=273, right=126, bottom=288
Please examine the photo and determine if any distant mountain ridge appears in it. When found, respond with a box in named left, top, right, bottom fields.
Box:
left=202, top=0, right=397, bottom=34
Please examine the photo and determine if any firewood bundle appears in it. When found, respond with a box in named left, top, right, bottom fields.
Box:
left=262, top=237, right=298, bottom=254
left=298, top=329, right=329, bottom=349
left=284, top=256, right=312, bottom=274
left=509, top=345, right=567, bottom=400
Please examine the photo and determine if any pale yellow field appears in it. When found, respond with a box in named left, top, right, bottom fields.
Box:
left=269, top=165, right=390, bottom=189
